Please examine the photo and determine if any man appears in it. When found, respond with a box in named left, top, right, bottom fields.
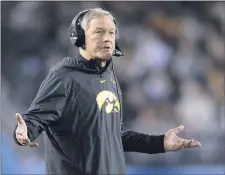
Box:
left=13, top=8, right=201, bottom=175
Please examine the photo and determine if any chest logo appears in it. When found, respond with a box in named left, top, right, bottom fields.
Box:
left=96, top=91, right=120, bottom=113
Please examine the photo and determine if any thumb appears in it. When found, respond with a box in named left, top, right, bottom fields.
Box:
left=173, top=125, right=184, bottom=134
left=15, top=113, right=26, bottom=126
left=27, top=142, right=39, bottom=147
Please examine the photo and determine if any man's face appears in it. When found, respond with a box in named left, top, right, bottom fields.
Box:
left=84, top=16, right=116, bottom=60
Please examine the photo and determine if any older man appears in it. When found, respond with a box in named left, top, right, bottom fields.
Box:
left=14, top=8, right=201, bottom=175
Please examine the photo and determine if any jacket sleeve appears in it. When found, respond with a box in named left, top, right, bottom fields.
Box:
left=121, top=124, right=165, bottom=154
left=13, top=71, right=69, bottom=145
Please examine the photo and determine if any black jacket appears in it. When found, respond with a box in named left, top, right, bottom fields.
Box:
left=13, top=54, right=165, bottom=175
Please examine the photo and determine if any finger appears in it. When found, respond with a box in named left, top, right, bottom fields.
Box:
left=188, top=140, right=201, bottom=148
left=22, top=138, right=38, bottom=147
left=184, top=139, right=193, bottom=148
left=15, top=113, right=26, bottom=126
left=179, top=139, right=201, bottom=149
left=27, top=142, right=39, bottom=147
left=174, top=125, right=184, bottom=134
left=22, top=138, right=31, bottom=145
left=16, top=135, right=25, bottom=140
left=16, top=138, right=30, bottom=146
left=16, top=132, right=29, bottom=140
left=176, top=138, right=190, bottom=149
left=16, top=130, right=28, bottom=138
left=19, top=137, right=38, bottom=147
left=177, top=139, right=185, bottom=149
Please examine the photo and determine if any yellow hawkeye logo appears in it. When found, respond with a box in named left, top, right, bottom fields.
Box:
left=96, top=91, right=120, bottom=113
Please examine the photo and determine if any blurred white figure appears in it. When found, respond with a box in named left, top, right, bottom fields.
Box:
left=175, top=79, right=217, bottom=133
left=127, top=29, right=173, bottom=79
left=9, top=2, right=45, bottom=31
left=143, top=72, right=173, bottom=101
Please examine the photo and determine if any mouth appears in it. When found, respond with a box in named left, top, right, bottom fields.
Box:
left=102, top=46, right=111, bottom=50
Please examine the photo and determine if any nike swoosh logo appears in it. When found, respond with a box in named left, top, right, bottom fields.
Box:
left=100, top=80, right=106, bottom=83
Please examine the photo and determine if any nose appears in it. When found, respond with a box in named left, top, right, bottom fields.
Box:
left=103, top=32, right=111, bottom=42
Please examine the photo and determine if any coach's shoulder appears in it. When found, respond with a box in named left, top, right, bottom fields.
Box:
left=46, top=57, right=79, bottom=87
left=49, top=57, right=73, bottom=74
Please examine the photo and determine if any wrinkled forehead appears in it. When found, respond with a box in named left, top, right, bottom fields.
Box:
left=87, top=16, right=116, bottom=31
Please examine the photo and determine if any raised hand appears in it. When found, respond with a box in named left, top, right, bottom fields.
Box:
left=15, top=113, right=38, bottom=147
left=164, top=125, right=201, bottom=151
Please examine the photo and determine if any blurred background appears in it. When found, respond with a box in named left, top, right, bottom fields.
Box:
left=1, top=1, right=225, bottom=174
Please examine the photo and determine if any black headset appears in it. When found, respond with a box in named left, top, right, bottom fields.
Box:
left=69, top=9, right=124, bottom=57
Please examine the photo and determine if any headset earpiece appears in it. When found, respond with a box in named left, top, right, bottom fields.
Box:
left=69, top=9, right=89, bottom=47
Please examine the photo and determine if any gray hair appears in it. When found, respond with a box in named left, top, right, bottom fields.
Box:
left=81, top=8, right=115, bottom=31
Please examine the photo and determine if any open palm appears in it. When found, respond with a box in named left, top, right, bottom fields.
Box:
left=15, top=113, right=38, bottom=147
left=164, top=125, right=201, bottom=151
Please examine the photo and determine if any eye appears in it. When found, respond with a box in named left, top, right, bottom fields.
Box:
left=109, top=31, right=115, bottom=35
left=95, top=30, right=103, bottom=34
